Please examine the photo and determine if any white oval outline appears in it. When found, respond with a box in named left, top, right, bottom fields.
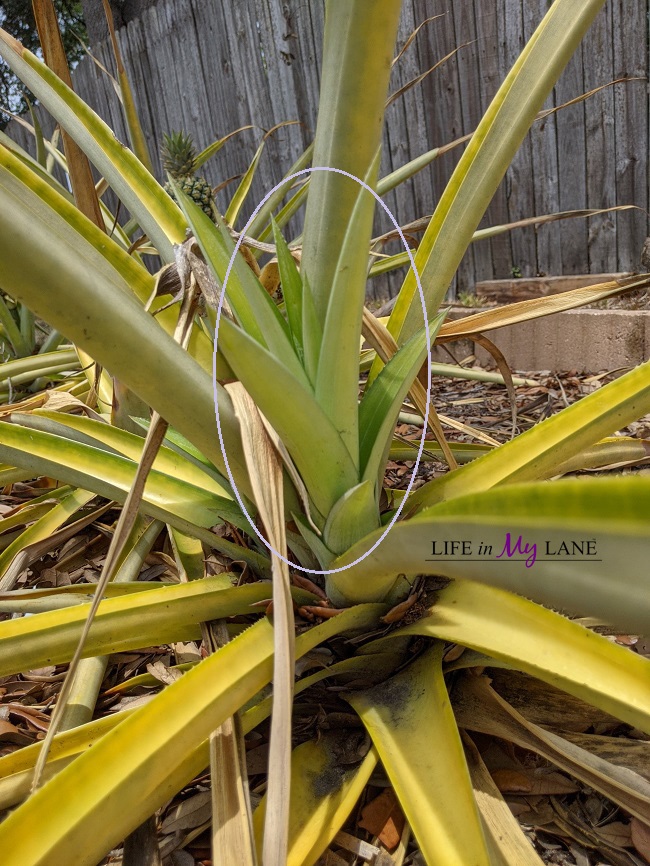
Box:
left=213, top=166, right=431, bottom=575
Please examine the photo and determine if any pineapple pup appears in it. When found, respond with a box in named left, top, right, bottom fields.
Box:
left=161, top=131, right=215, bottom=220
left=160, top=130, right=287, bottom=302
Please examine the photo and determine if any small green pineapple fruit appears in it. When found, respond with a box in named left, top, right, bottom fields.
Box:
left=161, top=131, right=215, bottom=219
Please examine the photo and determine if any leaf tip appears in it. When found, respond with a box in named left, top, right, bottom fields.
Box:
left=0, top=28, right=25, bottom=56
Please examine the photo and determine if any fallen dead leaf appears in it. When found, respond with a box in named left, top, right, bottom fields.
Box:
left=491, top=768, right=535, bottom=793
left=631, top=817, right=650, bottom=861
left=161, top=790, right=211, bottom=834
left=0, top=718, right=33, bottom=745
left=358, top=788, right=405, bottom=850
left=173, top=642, right=202, bottom=664
left=597, top=820, right=632, bottom=849
left=511, top=799, right=555, bottom=827
left=491, top=768, right=578, bottom=795
left=615, top=635, right=638, bottom=647
left=146, top=660, right=184, bottom=686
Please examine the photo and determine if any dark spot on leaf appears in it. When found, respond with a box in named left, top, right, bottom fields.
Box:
left=358, top=678, right=420, bottom=727
left=311, top=765, right=350, bottom=798
left=309, top=731, right=370, bottom=799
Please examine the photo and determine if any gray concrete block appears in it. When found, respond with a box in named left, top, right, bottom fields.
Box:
left=438, top=308, right=650, bottom=372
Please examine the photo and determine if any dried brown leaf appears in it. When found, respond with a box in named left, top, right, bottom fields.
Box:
left=491, top=768, right=578, bottom=795
left=454, top=674, right=650, bottom=827
left=631, top=817, right=650, bottom=861
left=227, top=382, right=292, bottom=866
left=437, top=274, right=650, bottom=341
left=161, top=790, right=212, bottom=834
left=0, top=719, right=32, bottom=745
left=560, top=733, right=650, bottom=782
left=598, top=821, right=632, bottom=849
left=463, top=733, right=546, bottom=865
left=145, top=661, right=183, bottom=686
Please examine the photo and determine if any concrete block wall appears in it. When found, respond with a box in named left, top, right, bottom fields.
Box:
left=434, top=308, right=650, bottom=373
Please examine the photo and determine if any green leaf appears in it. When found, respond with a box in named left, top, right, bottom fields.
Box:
left=256, top=179, right=309, bottom=244
left=0, top=421, right=245, bottom=530
left=0, top=486, right=74, bottom=532
left=0, top=578, right=269, bottom=677
left=225, top=137, right=266, bottom=227
left=359, top=314, right=444, bottom=485
left=376, top=141, right=450, bottom=198
left=0, top=583, right=169, bottom=615
left=300, top=273, right=323, bottom=387
left=253, top=739, right=378, bottom=866
left=0, top=156, right=251, bottom=497
left=1, top=136, right=218, bottom=373
left=331, top=477, right=650, bottom=631
left=300, top=0, right=401, bottom=325
left=0, top=29, right=186, bottom=260
left=389, top=441, right=488, bottom=464
left=322, top=480, right=379, bottom=557
left=0, top=129, right=71, bottom=199
left=0, top=487, right=96, bottom=586
left=176, top=191, right=310, bottom=388
left=21, top=411, right=232, bottom=500
left=1, top=142, right=155, bottom=302
left=194, top=127, right=255, bottom=171
left=271, top=218, right=304, bottom=358
left=0, top=711, right=129, bottom=811
left=0, top=638, right=392, bottom=814
left=0, top=350, right=79, bottom=386
left=0, top=292, right=28, bottom=357
left=291, top=513, right=334, bottom=570
left=246, top=144, right=313, bottom=240
left=313, top=156, right=380, bottom=465
left=26, top=99, right=47, bottom=167
left=218, top=315, right=358, bottom=518
left=168, top=528, right=206, bottom=582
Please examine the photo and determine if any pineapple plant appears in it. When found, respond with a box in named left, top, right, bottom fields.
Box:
left=3, top=3, right=650, bottom=865
left=161, top=130, right=215, bottom=219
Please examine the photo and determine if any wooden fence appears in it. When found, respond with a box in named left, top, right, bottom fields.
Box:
left=7, top=0, right=649, bottom=299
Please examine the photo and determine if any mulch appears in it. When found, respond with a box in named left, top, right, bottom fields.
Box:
left=385, top=365, right=650, bottom=491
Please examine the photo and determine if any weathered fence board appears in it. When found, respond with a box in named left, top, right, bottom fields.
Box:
left=6, top=0, right=649, bottom=300
left=555, top=40, right=589, bottom=275
left=584, top=2, right=618, bottom=275
left=611, top=0, right=648, bottom=274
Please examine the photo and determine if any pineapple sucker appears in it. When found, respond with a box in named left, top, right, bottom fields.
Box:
left=161, top=131, right=215, bottom=220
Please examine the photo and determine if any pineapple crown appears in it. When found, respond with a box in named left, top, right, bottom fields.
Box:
left=161, top=130, right=198, bottom=178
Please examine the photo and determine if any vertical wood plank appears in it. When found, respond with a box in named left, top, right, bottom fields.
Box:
left=553, top=23, right=588, bottom=274
left=522, top=1, right=561, bottom=278
left=474, top=0, right=509, bottom=283
left=449, top=0, right=494, bottom=288
left=611, top=0, right=648, bottom=272
left=582, top=1, right=617, bottom=273
left=378, top=2, right=430, bottom=302
left=417, top=0, right=470, bottom=297
left=500, top=0, right=537, bottom=280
